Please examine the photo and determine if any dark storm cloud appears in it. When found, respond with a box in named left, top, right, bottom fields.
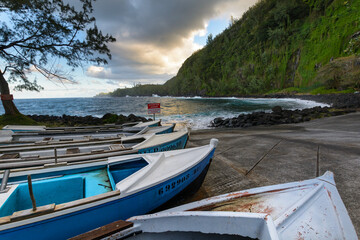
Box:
left=88, top=0, right=257, bottom=84
left=94, top=0, right=222, bottom=47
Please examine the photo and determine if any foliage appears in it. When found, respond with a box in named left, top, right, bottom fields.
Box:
left=109, top=84, right=166, bottom=97
left=0, top=0, right=115, bottom=91
left=314, top=56, right=360, bottom=89
left=109, top=0, right=360, bottom=97
left=0, top=114, right=38, bottom=128
left=102, top=113, right=118, bottom=123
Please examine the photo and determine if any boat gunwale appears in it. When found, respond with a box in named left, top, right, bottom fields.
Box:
left=116, top=141, right=216, bottom=197
left=0, top=145, right=214, bottom=232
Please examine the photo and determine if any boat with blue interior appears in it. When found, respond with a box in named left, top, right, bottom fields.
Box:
left=0, top=139, right=218, bottom=240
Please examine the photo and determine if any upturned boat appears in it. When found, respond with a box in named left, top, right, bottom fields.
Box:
left=0, top=139, right=218, bottom=240
left=0, top=128, right=189, bottom=170
left=77, top=171, right=357, bottom=240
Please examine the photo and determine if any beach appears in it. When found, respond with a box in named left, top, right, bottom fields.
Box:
left=183, top=111, right=360, bottom=235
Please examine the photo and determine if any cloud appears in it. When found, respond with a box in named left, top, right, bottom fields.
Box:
left=86, top=66, right=112, bottom=78
left=88, top=0, right=258, bottom=85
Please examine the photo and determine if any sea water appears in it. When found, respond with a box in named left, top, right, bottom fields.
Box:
left=2, top=96, right=329, bottom=129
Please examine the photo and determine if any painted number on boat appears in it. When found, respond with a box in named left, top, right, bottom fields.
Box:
left=158, top=173, right=190, bottom=196
left=140, top=140, right=183, bottom=153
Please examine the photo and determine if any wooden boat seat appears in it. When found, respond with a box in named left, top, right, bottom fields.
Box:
left=91, top=149, right=105, bottom=154
left=66, top=148, right=80, bottom=154
left=0, top=153, right=19, bottom=159
left=0, top=190, right=120, bottom=225
left=34, top=141, right=50, bottom=145
left=10, top=204, right=55, bottom=221
left=109, top=144, right=125, bottom=151
left=60, top=138, right=73, bottom=141
left=21, top=155, right=40, bottom=160
left=69, top=219, right=133, bottom=240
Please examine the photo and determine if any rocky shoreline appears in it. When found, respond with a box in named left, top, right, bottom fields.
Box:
left=210, top=93, right=360, bottom=128
left=26, top=93, right=360, bottom=128
left=268, top=93, right=360, bottom=109
left=27, top=113, right=151, bottom=126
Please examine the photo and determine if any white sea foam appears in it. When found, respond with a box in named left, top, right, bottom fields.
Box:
left=236, top=98, right=329, bottom=109
left=158, top=97, right=330, bottom=130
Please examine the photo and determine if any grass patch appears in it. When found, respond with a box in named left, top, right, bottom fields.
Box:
left=266, top=84, right=356, bottom=95
left=310, top=87, right=356, bottom=95
left=0, top=114, right=39, bottom=129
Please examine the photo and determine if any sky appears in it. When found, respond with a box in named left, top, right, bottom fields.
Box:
left=8, top=0, right=258, bottom=99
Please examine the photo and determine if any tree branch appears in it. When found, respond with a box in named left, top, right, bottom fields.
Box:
left=0, top=30, right=41, bottom=51
left=11, top=45, right=76, bottom=85
left=13, top=28, right=79, bottom=51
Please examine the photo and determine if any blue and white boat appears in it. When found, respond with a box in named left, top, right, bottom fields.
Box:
left=0, top=128, right=189, bottom=170
left=0, top=139, right=218, bottom=240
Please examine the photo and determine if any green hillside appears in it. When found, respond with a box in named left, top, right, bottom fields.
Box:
left=107, top=0, right=360, bottom=97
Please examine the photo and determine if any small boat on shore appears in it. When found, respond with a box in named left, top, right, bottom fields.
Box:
left=0, top=123, right=175, bottom=145
left=0, top=139, right=218, bottom=240
left=0, top=128, right=189, bottom=170
left=2, top=120, right=161, bottom=133
left=76, top=171, right=357, bottom=240
left=0, top=121, right=172, bottom=144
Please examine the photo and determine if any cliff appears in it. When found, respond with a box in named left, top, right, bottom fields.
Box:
left=106, top=0, right=360, bottom=97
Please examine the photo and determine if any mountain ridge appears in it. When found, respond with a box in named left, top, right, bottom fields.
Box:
left=103, top=0, right=360, bottom=97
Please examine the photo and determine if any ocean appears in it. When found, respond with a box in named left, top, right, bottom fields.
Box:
left=3, top=96, right=329, bottom=129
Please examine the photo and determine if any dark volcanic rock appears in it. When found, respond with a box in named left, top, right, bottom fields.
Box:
left=210, top=106, right=352, bottom=128
left=210, top=93, right=360, bottom=128
left=28, top=113, right=149, bottom=126
left=272, top=106, right=283, bottom=113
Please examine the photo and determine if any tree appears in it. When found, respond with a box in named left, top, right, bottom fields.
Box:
left=0, top=0, right=115, bottom=115
left=206, top=34, right=213, bottom=45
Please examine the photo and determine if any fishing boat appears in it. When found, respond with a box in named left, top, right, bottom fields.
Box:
left=0, top=124, right=175, bottom=152
left=0, top=121, right=170, bottom=144
left=0, top=128, right=189, bottom=170
left=2, top=120, right=161, bottom=132
left=0, top=139, right=218, bottom=240
left=77, top=171, right=357, bottom=240
left=3, top=123, right=175, bottom=144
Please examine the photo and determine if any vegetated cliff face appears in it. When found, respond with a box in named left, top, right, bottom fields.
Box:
left=109, top=0, right=360, bottom=97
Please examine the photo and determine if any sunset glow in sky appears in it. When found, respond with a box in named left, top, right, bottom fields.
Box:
left=8, top=0, right=257, bottom=99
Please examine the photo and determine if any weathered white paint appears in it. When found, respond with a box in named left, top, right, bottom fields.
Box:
left=106, top=171, right=356, bottom=240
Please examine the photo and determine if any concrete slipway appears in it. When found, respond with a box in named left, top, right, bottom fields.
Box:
left=183, top=112, right=360, bottom=236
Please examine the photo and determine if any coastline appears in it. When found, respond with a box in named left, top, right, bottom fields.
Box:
left=18, top=93, right=360, bottom=128
left=209, top=93, right=360, bottom=128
